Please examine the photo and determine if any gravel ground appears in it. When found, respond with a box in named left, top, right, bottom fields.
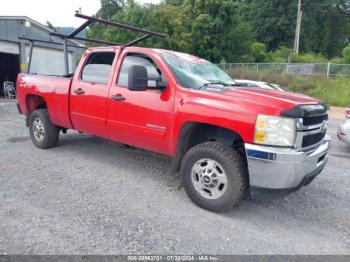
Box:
left=0, top=99, right=349, bottom=255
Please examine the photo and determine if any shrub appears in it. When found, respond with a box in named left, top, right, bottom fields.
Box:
left=342, top=45, right=350, bottom=64
left=250, top=42, right=269, bottom=62
left=270, top=46, right=291, bottom=63
left=290, top=53, right=328, bottom=63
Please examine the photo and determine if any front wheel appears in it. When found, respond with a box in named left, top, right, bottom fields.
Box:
left=180, top=142, right=248, bottom=212
left=29, top=109, right=60, bottom=149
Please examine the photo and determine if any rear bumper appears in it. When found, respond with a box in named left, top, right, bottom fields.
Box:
left=245, top=135, right=331, bottom=200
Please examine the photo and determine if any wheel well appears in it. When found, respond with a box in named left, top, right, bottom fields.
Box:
left=25, top=94, right=47, bottom=126
left=26, top=94, right=47, bottom=113
left=172, top=122, right=245, bottom=172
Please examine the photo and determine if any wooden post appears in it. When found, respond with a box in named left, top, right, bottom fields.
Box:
left=293, top=0, right=302, bottom=55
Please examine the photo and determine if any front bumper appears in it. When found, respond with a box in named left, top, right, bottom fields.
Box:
left=245, top=135, right=331, bottom=200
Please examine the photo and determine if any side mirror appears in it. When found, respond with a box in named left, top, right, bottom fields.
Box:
left=128, top=65, right=148, bottom=91
left=156, top=79, right=168, bottom=89
left=128, top=64, right=168, bottom=91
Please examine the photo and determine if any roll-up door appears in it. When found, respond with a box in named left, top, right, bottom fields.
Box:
left=0, top=40, right=20, bottom=54
left=26, top=46, right=74, bottom=76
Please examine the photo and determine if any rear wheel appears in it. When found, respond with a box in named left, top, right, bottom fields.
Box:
left=180, top=142, right=248, bottom=212
left=29, top=109, right=60, bottom=149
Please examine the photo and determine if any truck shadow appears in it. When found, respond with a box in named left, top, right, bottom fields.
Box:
left=56, top=131, right=182, bottom=192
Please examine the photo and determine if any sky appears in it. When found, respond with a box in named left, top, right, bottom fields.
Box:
left=0, top=0, right=161, bottom=27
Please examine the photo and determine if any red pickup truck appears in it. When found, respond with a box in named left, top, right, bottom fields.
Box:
left=17, top=46, right=330, bottom=212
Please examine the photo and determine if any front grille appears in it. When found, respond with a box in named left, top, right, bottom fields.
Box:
left=303, top=114, right=328, bottom=126
left=284, top=104, right=328, bottom=149
left=302, top=132, right=326, bottom=147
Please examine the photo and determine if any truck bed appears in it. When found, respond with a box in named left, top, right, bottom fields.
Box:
left=16, top=74, right=73, bottom=129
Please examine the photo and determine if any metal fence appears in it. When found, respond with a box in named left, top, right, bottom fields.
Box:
left=218, top=63, right=350, bottom=78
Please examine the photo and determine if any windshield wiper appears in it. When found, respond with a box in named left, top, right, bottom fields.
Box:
left=206, top=80, right=231, bottom=86
left=196, top=81, right=235, bottom=89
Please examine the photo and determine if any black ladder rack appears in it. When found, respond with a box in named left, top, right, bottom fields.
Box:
left=24, top=12, right=166, bottom=76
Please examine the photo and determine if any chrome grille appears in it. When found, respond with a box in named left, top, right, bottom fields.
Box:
left=283, top=104, right=328, bottom=150
left=303, top=114, right=328, bottom=127
left=302, top=132, right=326, bottom=148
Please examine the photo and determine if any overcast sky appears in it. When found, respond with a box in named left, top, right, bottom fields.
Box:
left=0, top=0, right=161, bottom=27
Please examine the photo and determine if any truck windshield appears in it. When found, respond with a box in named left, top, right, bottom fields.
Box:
left=161, top=52, right=234, bottom=89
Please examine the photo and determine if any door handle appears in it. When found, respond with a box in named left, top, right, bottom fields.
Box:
left=73, top=88, right=85, bottom=95
left=111, top=94, right=126, bottom=101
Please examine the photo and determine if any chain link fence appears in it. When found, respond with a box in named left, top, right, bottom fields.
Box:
left=218, top=63, right=350, bottom=78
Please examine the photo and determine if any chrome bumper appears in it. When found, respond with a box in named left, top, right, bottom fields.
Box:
left=245, top=135, right=331, bottom=199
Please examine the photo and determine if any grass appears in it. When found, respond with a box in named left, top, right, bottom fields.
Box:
left=225, top=69, right=350, bottom=107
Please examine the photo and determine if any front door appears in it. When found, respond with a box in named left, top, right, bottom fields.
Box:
left=107, top=52, right=175, bottom=155
left=70, top=51, right=116, bottom=137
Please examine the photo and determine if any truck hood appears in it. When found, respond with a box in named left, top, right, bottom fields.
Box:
left=220, top=88, right=319, bottom=111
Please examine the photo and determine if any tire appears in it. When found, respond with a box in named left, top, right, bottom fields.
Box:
left=180, top=142, right=248, bottom=213
left=28, top=109, right=60, bottom=149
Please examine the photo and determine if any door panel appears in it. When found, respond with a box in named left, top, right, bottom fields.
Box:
left=70, top=51, right=116, bottom=137
left=70, top=81, right=109, bottom=137
left=107, top=53, right=175, bottom=155
left=107, top=87, right=174, bottom=154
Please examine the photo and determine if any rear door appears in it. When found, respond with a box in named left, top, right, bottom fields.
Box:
left=70, top=50, right=116, bottom=137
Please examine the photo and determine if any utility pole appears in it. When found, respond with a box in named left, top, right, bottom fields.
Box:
left=293, top=0, right=302, bottom=55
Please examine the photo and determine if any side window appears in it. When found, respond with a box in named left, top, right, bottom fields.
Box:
left=81, top=52, right=115, bottom=84
left=117, top=55, right=162, bottom=87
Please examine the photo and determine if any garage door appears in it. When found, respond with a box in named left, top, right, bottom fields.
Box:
left=26, top=46, right=74, bottom=76
left=0, top=40, right=19, bottom=54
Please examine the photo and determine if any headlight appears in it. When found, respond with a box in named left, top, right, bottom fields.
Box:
left=254, top=114, right=296, bottom=147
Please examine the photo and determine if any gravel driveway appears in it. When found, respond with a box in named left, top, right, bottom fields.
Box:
left=0, top=99, right=349, bottom=255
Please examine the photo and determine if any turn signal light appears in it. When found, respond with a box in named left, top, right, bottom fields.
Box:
left=255, top=130, right=266, bottom=143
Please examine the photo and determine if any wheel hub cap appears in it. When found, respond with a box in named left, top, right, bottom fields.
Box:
left=33, top=117, right=45, bottom=142
left=191, top=159, right=228, bottom=200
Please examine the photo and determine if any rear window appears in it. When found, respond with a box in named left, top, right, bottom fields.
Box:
left=81, top=52, right=115, bottom=84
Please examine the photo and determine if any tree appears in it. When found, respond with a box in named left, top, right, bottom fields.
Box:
left=97, top=0, right=124, bottom=19
left=243, top=0, right=297, bottom=51
left=87, top=0, right=350, bottom=62
left=181, top=0, right=253, bottom=62
left=88, top=0, right=253, bottom=63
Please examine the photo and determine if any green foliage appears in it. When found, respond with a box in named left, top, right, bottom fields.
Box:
left=290, top=53, right=328, bottom=63
left=88, top=0, right=254, bottom=63
left=250, top=42, right=269, bottom=62
left=244, top=0, right=350, bottom=58
left=97, top=0, right=124, bottom=19
left=226, top=69, right=350, bottom=107
left=242, top=0, right=297, bottom=51
left=88, top=0, right=350, bottom=63
left=270, top=46, right=291, bottom=63
left=342, top=45, right=350, bottom=64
